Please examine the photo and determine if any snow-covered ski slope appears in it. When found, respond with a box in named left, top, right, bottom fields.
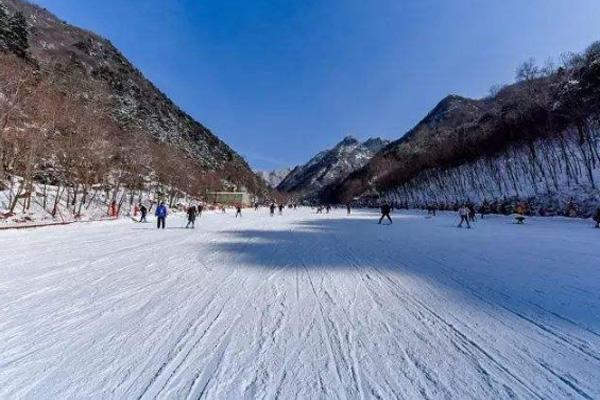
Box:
left=1, top=208, right=599, bottom=399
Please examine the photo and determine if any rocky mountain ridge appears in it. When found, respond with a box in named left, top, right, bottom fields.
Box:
left=256, top=168, right=292, bottom=188
left=277, top=136, right=389, bottom=199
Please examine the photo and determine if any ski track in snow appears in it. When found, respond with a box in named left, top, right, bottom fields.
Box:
left=0, top=209, right=599, bottom=399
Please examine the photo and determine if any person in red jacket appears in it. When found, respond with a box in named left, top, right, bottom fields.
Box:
left=109, top=200, right=117, bottom=217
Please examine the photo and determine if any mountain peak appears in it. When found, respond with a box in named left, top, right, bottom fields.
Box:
left=277, top=135, right=390, bottom=197
left=256, top=168, right=292, bottom=188
left=336, top=135, right=360, bottom=147
left=362, top=137, right=388, bottom=151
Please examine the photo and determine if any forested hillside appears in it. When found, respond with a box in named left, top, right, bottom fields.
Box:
left=325, top=42, right=600, bottom=216
left=0, top=0, right=267, bottom=221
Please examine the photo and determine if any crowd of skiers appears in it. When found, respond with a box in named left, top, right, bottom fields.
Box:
left=314, top=203, right=354, bottom=215
left=128, top=201, right=298, bottom=229
left=376, top=201, right=600, bottom=229
left=127, top=199, right=600, bottom=230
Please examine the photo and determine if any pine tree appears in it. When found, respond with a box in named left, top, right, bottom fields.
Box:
left=0, top=4, right=29, bottom=57
left=8, top=11, right=28, bottom=57
left=0, top=3, right=11, bottom=51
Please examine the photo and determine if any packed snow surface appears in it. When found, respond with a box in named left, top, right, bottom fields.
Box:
left=1, top=208, right=599, bottom=399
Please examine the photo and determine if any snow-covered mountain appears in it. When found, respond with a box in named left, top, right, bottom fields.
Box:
left=256, top=168, right=292, bottom=188
left=277, top=136, right=389, bottom=198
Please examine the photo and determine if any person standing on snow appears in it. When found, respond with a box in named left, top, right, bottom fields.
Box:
left=155, top=202, right=168, bottom=229
left=593, top=207, right=600, bottom=228
left=468, top=204, right=477, bottom=222
left=427, top=204, right=437, bottom=216
left=109, top=200, right=117, bottom=217
left=325, top=205, right=331, bottom=214
left=270, top=203, right=276, bottom=217
left=197, top=204, right=204, bottom=218
left=346, top=203, right=351, bottom=215
left=458, top=204, right=471, bottom=228
left=186, top=205, right=197, bottom=229
left=235, top=205, right=242, bottom=218
left=378, top=202, right=393, bottom=224
left=278, top=204, right=284, bottom=215
left=139, top=204, right=147, bottom=223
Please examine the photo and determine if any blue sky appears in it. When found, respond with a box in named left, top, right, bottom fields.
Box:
left=32, top=0, right=600, bottom=170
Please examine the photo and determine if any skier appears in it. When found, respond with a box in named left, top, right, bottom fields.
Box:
left=468, top=204, right=477, bottom=222
left=278, top=204, right=284, bottom=215
left=186, top=205, right=197, bottom=228
left=480, top=201, right=489, bottom=219
left=270, top=203, right=276, bottom=217
left=457, top=204, right=470, bottom=228
left=197, top=204, right=204, bottom=218
left=254, top=202, right=259, bottom=211
left=139, top=204, right=147, bottom=223
left=155, top=202, right=168, bottom=229
left=235, top=205, right=242, bottom=218
left=346, top=203, right=351, bottom=215
left=378, top=202, right=392, bottom=225
left=316, top=206, right=323, bottom=214
left=109, top=200, right=117, bottom=217
left=325, top=205, right=331, bottom=214
left=427, top=204, right=437, bottom=216
left=593, top=207, right=600, bottom=228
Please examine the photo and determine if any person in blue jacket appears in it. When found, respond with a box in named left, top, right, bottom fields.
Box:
left=155, top=202, right=168, bottom=229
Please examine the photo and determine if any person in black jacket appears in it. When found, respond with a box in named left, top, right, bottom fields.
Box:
left=378, top=202, right=392, bottom=224
left=186, top=205, right=197, bottom=229
left=139, top=204, right=147, bottom=223
left=235, top=205, right=242, bottom=218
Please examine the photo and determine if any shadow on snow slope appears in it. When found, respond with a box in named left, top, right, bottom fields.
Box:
left=200, top=212, right=600, bottom=335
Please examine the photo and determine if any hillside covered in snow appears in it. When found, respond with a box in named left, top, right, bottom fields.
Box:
left=0, top=0, right=269, bottom=225
left=324, top=43, right=600, bottom=216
